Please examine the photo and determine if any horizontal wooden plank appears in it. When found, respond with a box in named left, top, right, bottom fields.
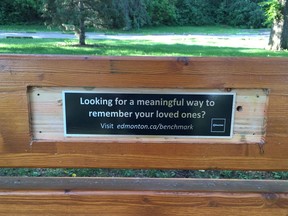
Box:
left=0, top=57, right=288, bottom=90
left=0, top=177, right=287, bottom=193
left=1, top=191, right=287, bottom=216
left=0, top=177, right=287, bottom=216
left=0, top=151, right=287, bottom=170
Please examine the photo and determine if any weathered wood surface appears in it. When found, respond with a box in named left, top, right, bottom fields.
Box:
left=1, top=177, right=288, bottom=192
left=0, top=177, right=287, bottom=216
left=0, top=55, right=288, bottom=169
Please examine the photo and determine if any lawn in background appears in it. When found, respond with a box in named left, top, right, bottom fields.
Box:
left=0, top=38, right=288, bottom=57
left=1, top=25, right=284, bottom=57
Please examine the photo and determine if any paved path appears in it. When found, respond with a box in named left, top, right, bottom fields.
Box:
left=0, top=30, right=270, bottom=48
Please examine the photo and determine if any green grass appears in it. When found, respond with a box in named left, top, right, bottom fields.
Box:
left=0, top=168, right=287, bottom=179
left=121, top=25, right=269, bottom=35
left=1, top=38, right=287, bottom=57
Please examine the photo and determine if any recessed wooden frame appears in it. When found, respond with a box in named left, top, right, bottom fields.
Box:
left=29, top=87, right=267, bottom=144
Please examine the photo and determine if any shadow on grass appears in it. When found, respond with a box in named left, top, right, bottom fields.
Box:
left=0, top=38, right=288, bottom=57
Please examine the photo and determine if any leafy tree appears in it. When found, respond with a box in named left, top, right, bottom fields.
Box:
left=216, top=0, right=265, bottom=28
left=262, top=0, right=288, bottom=50
left=42, top=0, right=150, bottom=44
left=175, top=0, right=216, bottom=26
left=2, top=0, right=271, bottom=33
left=146, top=0, right=178, bottom=26
left=96, top=0, right=150, bottom=30
left=0, top=0, right=42, bottom=24
left=145, top=0, right=265, bottom=28
left=42, top=0, right=101, bottom=45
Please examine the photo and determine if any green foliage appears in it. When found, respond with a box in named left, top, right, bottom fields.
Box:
left=0, top=0, right=42, bottom=24
left=123, top=0, right=150, bottom=29
left=260, top=0, right=283, bottom=25
left=97, top=0, right=150, bottom=30
left=175, top=0, right=216, bottom=26
left=146, top=0, right=178, bottom=26
left=41, top=0, right=103, bottom=45
left=1, top=0, right=268, bottom=29
left=145, top=0, right=266, bottom=28
left=217, top=0, right=266, bottom=28
left=41, top=0, right=96, bottom=27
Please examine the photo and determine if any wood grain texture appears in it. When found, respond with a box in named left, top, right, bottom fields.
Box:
left=29, top=87, right=267, bottom=144
left=0, top=177, right=287, bottom=216
left=1, top=191, right=287, bottom=216
left=1, top=177, right=288, bottom=192
left=0, top=55, right=288, bottom=170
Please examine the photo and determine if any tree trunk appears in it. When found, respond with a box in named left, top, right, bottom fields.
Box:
left=78, top=20, right=86, bottom=46
left=268, top=0, right=288, bottom=50
left=78, top=0, right=86, bottom=46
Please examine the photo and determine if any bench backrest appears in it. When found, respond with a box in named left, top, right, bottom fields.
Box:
left=1, top=55, right=287, bottom=170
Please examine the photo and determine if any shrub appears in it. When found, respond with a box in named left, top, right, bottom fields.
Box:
left=216, top=0, right=266, bottom=28
left=146, top=0, right=178, bottom=26
left=0, top=0, right=42, bottom=24
left=175, top=0, right=216, bottom=26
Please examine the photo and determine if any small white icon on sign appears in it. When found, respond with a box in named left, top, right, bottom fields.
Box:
left=211, top=118, right=226, bottom=133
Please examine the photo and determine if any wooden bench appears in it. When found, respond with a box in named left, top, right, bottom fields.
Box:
left=0, top=55, right=287, bottom=215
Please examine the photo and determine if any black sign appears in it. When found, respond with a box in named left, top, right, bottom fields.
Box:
left=63, top=91, right=235, bottom=138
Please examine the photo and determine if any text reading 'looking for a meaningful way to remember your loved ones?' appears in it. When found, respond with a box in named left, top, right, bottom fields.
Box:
left=63, top=91, right=235, bottom=138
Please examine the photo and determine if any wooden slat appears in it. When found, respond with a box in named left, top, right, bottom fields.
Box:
left=0, top=55, right=288, bottom=170
left=0, top=177, right=288, bottom=192
left=0, top=177, right=287, bottom=216
left=1, top=191, right=287, bottom=216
